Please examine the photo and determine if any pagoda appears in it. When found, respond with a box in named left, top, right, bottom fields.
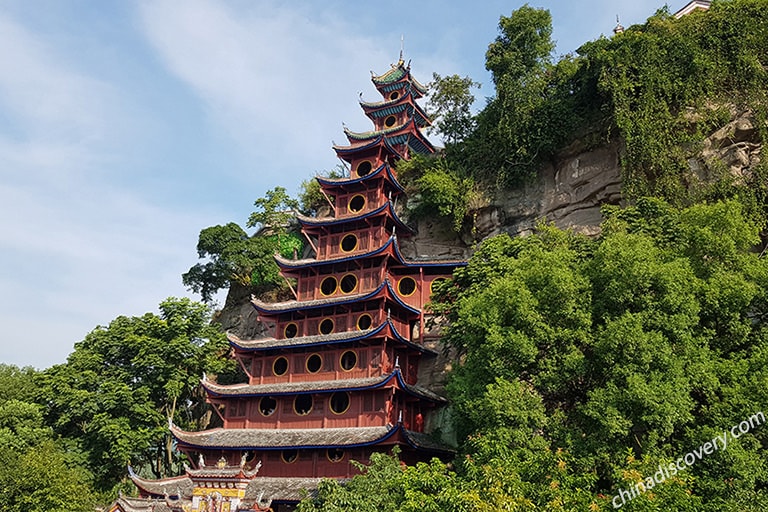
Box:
left=112, top=57, right=466, bottom=512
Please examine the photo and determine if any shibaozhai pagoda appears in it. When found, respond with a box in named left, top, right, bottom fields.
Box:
left=110, top=58, right=466, bottom=512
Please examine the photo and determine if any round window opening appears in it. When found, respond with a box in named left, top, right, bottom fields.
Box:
left=259, top=397, right=277, bottom=417
left=306, top=354, right=322, bottom=373
left=340, top=274, right=358, bottom=294
left=356, top=161, right=373, bottom=177
left=281, top=449, right=298, bottom=464
left=348, top=194, right=366, bottom=213
left=384, top=115, right=397, bottom=128
left=357, top=313, right=373, bottom=330
left=340, top=350, right=357, bottom=371
left=294, top=394, right=313, bottom=415
left=273, top=357, right=288, bottom=376
left=398, top=276, right=417, bottom=297
left=389, top=91, right=400, bottom=101
left=340, top=234, right=358, bottom=253
left=430, top=278, right=448, bottom=296
left=327, top=448, right=345, bottom=462
left=284, top=322, right=298, bottom=339
left=319, top=318, right=334, bottom=335
left=320, top=276, right=337, bottom=296
left=330, top=392, right=351, bottom=415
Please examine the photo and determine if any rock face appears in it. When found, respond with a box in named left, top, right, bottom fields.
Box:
left=474, top=139, right=624, bottom=240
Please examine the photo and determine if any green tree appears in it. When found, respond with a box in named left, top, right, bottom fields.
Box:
left=0, top=399, right=98, bottom=512
left=426, top=73, right=480, bottom=145
left=38, top=298, right=238, bottom=490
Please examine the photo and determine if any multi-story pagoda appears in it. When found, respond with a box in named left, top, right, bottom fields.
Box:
left=112, top=58, right=466, bottom=512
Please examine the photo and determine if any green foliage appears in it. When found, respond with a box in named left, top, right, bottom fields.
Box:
left=184, top=186, right=305, bottom=302
left=298, top=167, right=343, bottom=216
left=424, top=198, right=768, bottom=510
left=0, top=364, right=39, bottom=404
left=397, top=154, right=475, bottom=232
left=0, top=387, right=98, bottom=511
left=246, top=186, right=299, bottom=229
left=37, top=298, right=239, bottom=490
left=426, top=73, right=480, bottom=145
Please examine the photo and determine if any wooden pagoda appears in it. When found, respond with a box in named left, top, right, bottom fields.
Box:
left=112, top=58, right=466, bottom=512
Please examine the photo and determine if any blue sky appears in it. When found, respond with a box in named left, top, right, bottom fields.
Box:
left=0, top=0, right=676, bottom=369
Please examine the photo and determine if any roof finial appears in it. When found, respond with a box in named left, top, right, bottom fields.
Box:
left=399, top=35, right=404, bottom=63
left=613, top=15, right=625, bottom=35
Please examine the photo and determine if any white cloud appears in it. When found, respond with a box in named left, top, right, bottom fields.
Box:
left=136, top=0, right=446, bottom=183
left=0, top=11, right=215, bottom=368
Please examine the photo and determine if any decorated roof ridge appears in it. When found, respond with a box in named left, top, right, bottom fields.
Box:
left=316, top=163, right=405, bottom=194
left=127, top=466, right=193, bottom=498
left=226, top=319, right=435, bottom=354
left=295, top=200, right=413, bottom=234
left=201, top=368, right=446, bottom=402
left=169, top=422, right=399, bottom=450
left=344, top=117, right=416, bottom=142
left=251, top=276, right=422, bottom=316
left=359, top=88, right=413, bottom=108
left=371, top=59, right=428, bottom=95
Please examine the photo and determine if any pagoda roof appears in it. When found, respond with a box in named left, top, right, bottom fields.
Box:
left=359, top=94, right=431, bottom=128
left=128, top=467, right=193, bottom=498
left=251, top=278, right=420, bottom=316
left=296, top=200, right=413, bottom=234
left=110, top=496, right=174, bottom=512
left=343, top=117, right=417, bottom=143
left=227, top=319, right=434, bottom=354
left=171, top=422, right=451, bottom=455
left=316, top=162, right=405, bottom=193
left=171, top=423, right=398, bottom=450
left=274, top=235, right=464, bottom=272
left=371, top=60, right=428, bottom=96
left=202, top=368, right=447, bottom=403
left=242, top=477, right=323, bottom=505
left=332, top=122, right=435, bottom=161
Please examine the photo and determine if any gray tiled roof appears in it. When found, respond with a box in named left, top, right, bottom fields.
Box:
left=204, top=374, right=388, bottom=396
left=172, top=425, right=394, bottom=449
left=203, top=369, right=447, bottom=402
left=227, top=326, right=377, bottom=350
left=243, top=477, right=324, bottom=503
left=129, top=469, right=193, bottom=498
left=112, top=496, right=174, bottom=512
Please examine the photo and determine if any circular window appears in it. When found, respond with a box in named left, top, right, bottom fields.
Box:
left=384, top=115, right=397, bottom=128
left=327, top=448, right=345, bottom=463
left=320, top=276, right=338, bottom=296
left=397, top=276, right=417, bottom=297
left=348, top=194, right=366, bottom=213
left=294, top=395, right=313, bottom=415
left=430, top=278, right=448, bottom=295
left=273, top=357, right=288, bottom=376
left=340, top=234, right=358, bottom=253
left=389, top=91, right=400, bottom=101
left=319, top=318, right=334, bottom=335
left=340, top=274, right=358, bottom=294
left=356, top=161, right=373, bottom=177
left=259, top=397, right=277, bottom=417
left=340, top=350, right=357, bottom=371
left=306, top=354, right=322, bottom=373
left=329, top=392, right=351, bottom=415
left=356, top=313, right=373, bottom=330
left=281, top=449, right=298, bottom=464
left=284, top=322, right=298, bottom=339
